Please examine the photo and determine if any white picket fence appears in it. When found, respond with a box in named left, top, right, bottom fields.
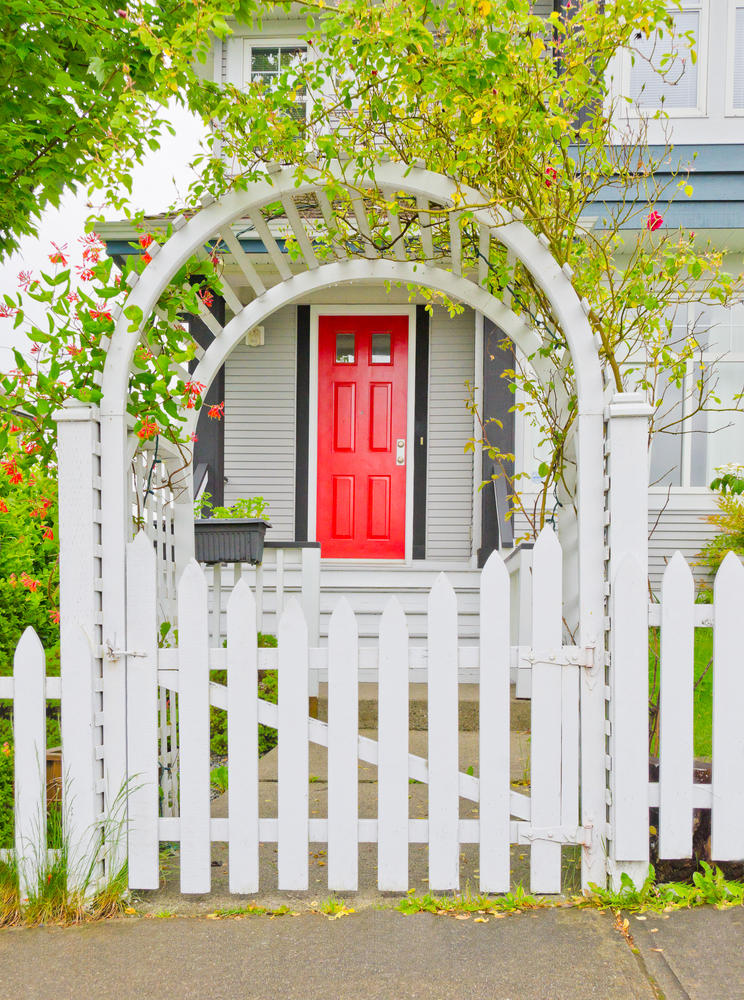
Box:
left=5, top=536, right=744, bottom=896
left=611, top=548, right=744, bottom=879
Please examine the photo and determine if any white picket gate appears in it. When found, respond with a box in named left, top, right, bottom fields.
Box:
left=123, top=525, right=589, bottom=895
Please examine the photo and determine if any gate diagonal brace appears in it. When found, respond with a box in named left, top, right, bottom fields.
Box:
left=517, top=824, right=593, bottom=848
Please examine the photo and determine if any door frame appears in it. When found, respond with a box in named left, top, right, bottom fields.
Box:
left=308, top=304, right=417, bottom=561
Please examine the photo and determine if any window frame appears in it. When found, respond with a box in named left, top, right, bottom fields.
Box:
left=241, top=38, right=310, bottom=119
left=725, top=0, right=744, bottom=116
left=620, top=0, right=709, bottom=119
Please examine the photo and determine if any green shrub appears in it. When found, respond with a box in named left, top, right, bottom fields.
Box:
left=210, top=632, right=279, bottom=758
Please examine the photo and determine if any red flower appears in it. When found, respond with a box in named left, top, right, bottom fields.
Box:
left=30, top=343, right=40, bottom=354
left=82, top=247, right=101, bottom=264
left=20, top=572, right=40, bottom=592
left=89, top=308, right=113, bottom=322
left=646, top=210, right=663, bottom=232
left=49, top=609, right=60, bottom=624
left=76, top=266, right=95, bottom=281
left=42, top=527, right=54, bottom=541
left=0, top=500, right=7, bottom=513
left=545, top=165, right=557, bottom=188
left=0, top=303, right=17, bottom=319
left=48, top=241, right=69, bottom=265
left=66, top=291, right=80, bottom=304
left=17, top=270, right=33, bottom=291
left=23, top=440, right=39, bottom=454
left=137, top=418, right=159, bottom=441
left=208, top=401, right=225, bottom=420
left=67, top=345, right=83, bottom=356
left=9, top=425, right=20, bottom=434
left=184, top=379, right=206, bottom=399
left=189, top=432, right=199, bottom=443
left=198, top=288, right=214, bottom=308
left=142, top=252, right=152, bottom=265
left=139, top=233, right=153, bottom=249
left=1, top=741, right=9, bottom=757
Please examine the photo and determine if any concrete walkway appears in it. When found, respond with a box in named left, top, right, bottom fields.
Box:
left=1, top=905, right=742, bottom=999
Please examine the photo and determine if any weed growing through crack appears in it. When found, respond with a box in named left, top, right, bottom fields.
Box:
left=398, top=883, right=544, bottom=916
left=580, top=863, right=744, bottom=913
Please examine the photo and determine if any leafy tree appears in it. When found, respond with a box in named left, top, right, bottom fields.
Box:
left=188, top=0, right=743, bottom=532
left=0, top=0, right=278, bottom=257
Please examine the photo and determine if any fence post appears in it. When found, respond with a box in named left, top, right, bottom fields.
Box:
left=14, top=628, right=47, bottom=899
left=606, top=392, right=652, bottom=889
left=301, top=545, right=321, bottom=706
left=54, top=402, right=105, bottom=888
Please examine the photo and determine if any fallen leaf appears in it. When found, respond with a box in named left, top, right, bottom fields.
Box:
left=650, top=928, right=658, bottom=933
left=474, top=917, right=488, bottom=923
left=124, top=907, right=137, bottom=915
left=206, top=913, right=220, bottom=920
left=651, top=947, right=663, bottom=953
left=454, top=913, right=470, bottom=920
left=634, top=915, right=647, bottom=921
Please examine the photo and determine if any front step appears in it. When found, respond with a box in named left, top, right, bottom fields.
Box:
left=317, top=683, right=531, bottom=732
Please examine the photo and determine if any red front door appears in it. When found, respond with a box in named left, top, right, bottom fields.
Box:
left=316, top=314, right=408, bottom=558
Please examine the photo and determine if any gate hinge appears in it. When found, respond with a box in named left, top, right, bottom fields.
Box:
left=517, top=824, right=593, bottom=848
left=517, top=645, right=595, bottom=669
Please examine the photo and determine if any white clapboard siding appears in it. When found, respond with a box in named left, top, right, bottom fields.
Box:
left=377, top=598, right=409, bottom=891
left=659, top=553, right=694, bottom=859
left=530, top=527, right=563, bottom=893
left=126, top=533, right=160, bottom=890
left=178, top=561, right=211, bottom=894
left=277, top=599, right=309, bottom=890
left=227, top=579, right=259, bottom=893
left=13, top=628, right=47, bottom=898
left=426, top=307, right=475, bottom=560
left=478, top=552, right=510, bottom=893
left=647, top=491, right=719, bottom=594
left=327, top=599, right=359, bottom=890
left=712, top=552, right=744, bottom=859
left=224, top=306, right=296, bottom=540
left=427, top=574, right=460, bottom=890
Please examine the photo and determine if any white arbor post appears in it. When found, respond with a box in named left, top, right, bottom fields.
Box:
left=606, top=392, right=652, bottom=888
left=54, top=402, right=105, bottom=886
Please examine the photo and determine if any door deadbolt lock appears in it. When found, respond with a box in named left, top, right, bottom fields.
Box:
left=396, top=439, right=406, bottom=465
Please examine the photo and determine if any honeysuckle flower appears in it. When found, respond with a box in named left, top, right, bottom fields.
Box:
left=208, top=401, right=225, bottom=420
left=42, top=527, right=54, bottom=541
left=198, top=288, right=214, bottom=307
left=48, top=241, right=68, bottom=265
left=137, top=418, right=159, bottom=440
left=50, top=609, right=60, bottom=624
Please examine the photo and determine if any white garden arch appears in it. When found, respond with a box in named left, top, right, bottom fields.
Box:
left=75, top=159, right=622, bottom=887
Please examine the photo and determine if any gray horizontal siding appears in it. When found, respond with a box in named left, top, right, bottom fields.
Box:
left=223, top=306, right=296, bottom=540
left=426, top=308, right=475, bottom=560
left=648, top=493, right=720, bottom=594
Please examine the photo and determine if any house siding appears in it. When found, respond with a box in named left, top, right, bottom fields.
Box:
left=223, top=306, right=297, bottom=540
left=426, top=308, right=475, bottom=561
left=648, top=491, right=719, bottom=594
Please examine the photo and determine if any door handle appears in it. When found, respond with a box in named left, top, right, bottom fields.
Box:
left=396, top=439, right=406, bottom=465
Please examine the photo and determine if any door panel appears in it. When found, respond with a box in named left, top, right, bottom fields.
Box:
left=317, top=315, right=408, bottom=558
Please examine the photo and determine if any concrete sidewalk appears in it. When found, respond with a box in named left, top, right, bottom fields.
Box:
left=0, top=905, right=742, bottom=1000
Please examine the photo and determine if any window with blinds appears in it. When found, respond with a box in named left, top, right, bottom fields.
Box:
left=628, top=7, right=701, bottom=111
left=249, top=46, right=307, bottom=120
left=731, top=4, right=744, bottom=111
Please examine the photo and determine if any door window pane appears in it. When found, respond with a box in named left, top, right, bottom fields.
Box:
left=371, top=333, right=391, bottom=363
left=690, top=362, right=744, bottom=484
left=335, top=333, right=355, bottom=363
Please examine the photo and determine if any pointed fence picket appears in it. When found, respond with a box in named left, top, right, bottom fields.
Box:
left=13, top=628, right=47, bottom=898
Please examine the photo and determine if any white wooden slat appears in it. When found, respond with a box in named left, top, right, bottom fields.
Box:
left=561, top=662, right=580, bottom=832
left=478, top=226, right=490, bottom=287
left=416, top=196, right=434, bottom=258
left=217, top=272, right=244, bottom=318
left=478, top=553, right=510, bottom=892
left=281, top=195, right=319, bottom=269
left=427, top=574, right=460, bottom=890
left=315, top=190, right=347, bottom=259
left=125, top=533, right=160, bottom=889
left=178, top=560, right=211, bottom=893
left=255, top=563, right=264, bottom=633
left=247, top=209, right=292, bottom=281
left=275, top=548, right=284, bottom=620
left=219, top=228, right=267, bottom=296
left=327, top=600, right=359, bottom=890
left=196, top=298, right=224, bottom=338
left=449, top=210, right=462, bottom=277
left=712, top=552, right=744, bottom=859
left=277, top=599, right=309, bottom=890
left=530, top=527, right=563, bottom=893
left=659, top=552, right=694, bottom=859
left=382, top=188, right=407, bottom=261
left=211, top=563, right=222, bottom=648
left=378, top=598, right=409, bottom=891
left=227, top=579, right=259, bottom=892
left=611, top=554, right=650, bottom=865
left=349, top=191, right=377, bottom=259
left=14, top=628, right=46, bottom=899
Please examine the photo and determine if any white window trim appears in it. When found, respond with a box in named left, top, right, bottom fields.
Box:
left=725, top=0, right=744, bottom=115
left=619, top=0, right=709, bottom=119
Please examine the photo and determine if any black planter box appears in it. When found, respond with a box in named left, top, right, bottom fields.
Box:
left=194, top=519, right=271, bottom=565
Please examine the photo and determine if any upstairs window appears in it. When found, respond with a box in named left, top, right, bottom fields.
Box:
left=727, top=2, right=744, bottom=113
left=248, top=45, right=307, bottom=119
left=627, top=2, right=706, bottom=114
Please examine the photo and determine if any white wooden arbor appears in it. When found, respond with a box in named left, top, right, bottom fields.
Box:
left=53, top=159, right=652, bottom=890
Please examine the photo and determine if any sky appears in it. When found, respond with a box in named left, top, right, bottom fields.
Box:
left=0, top=102, right=208, bottom=368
